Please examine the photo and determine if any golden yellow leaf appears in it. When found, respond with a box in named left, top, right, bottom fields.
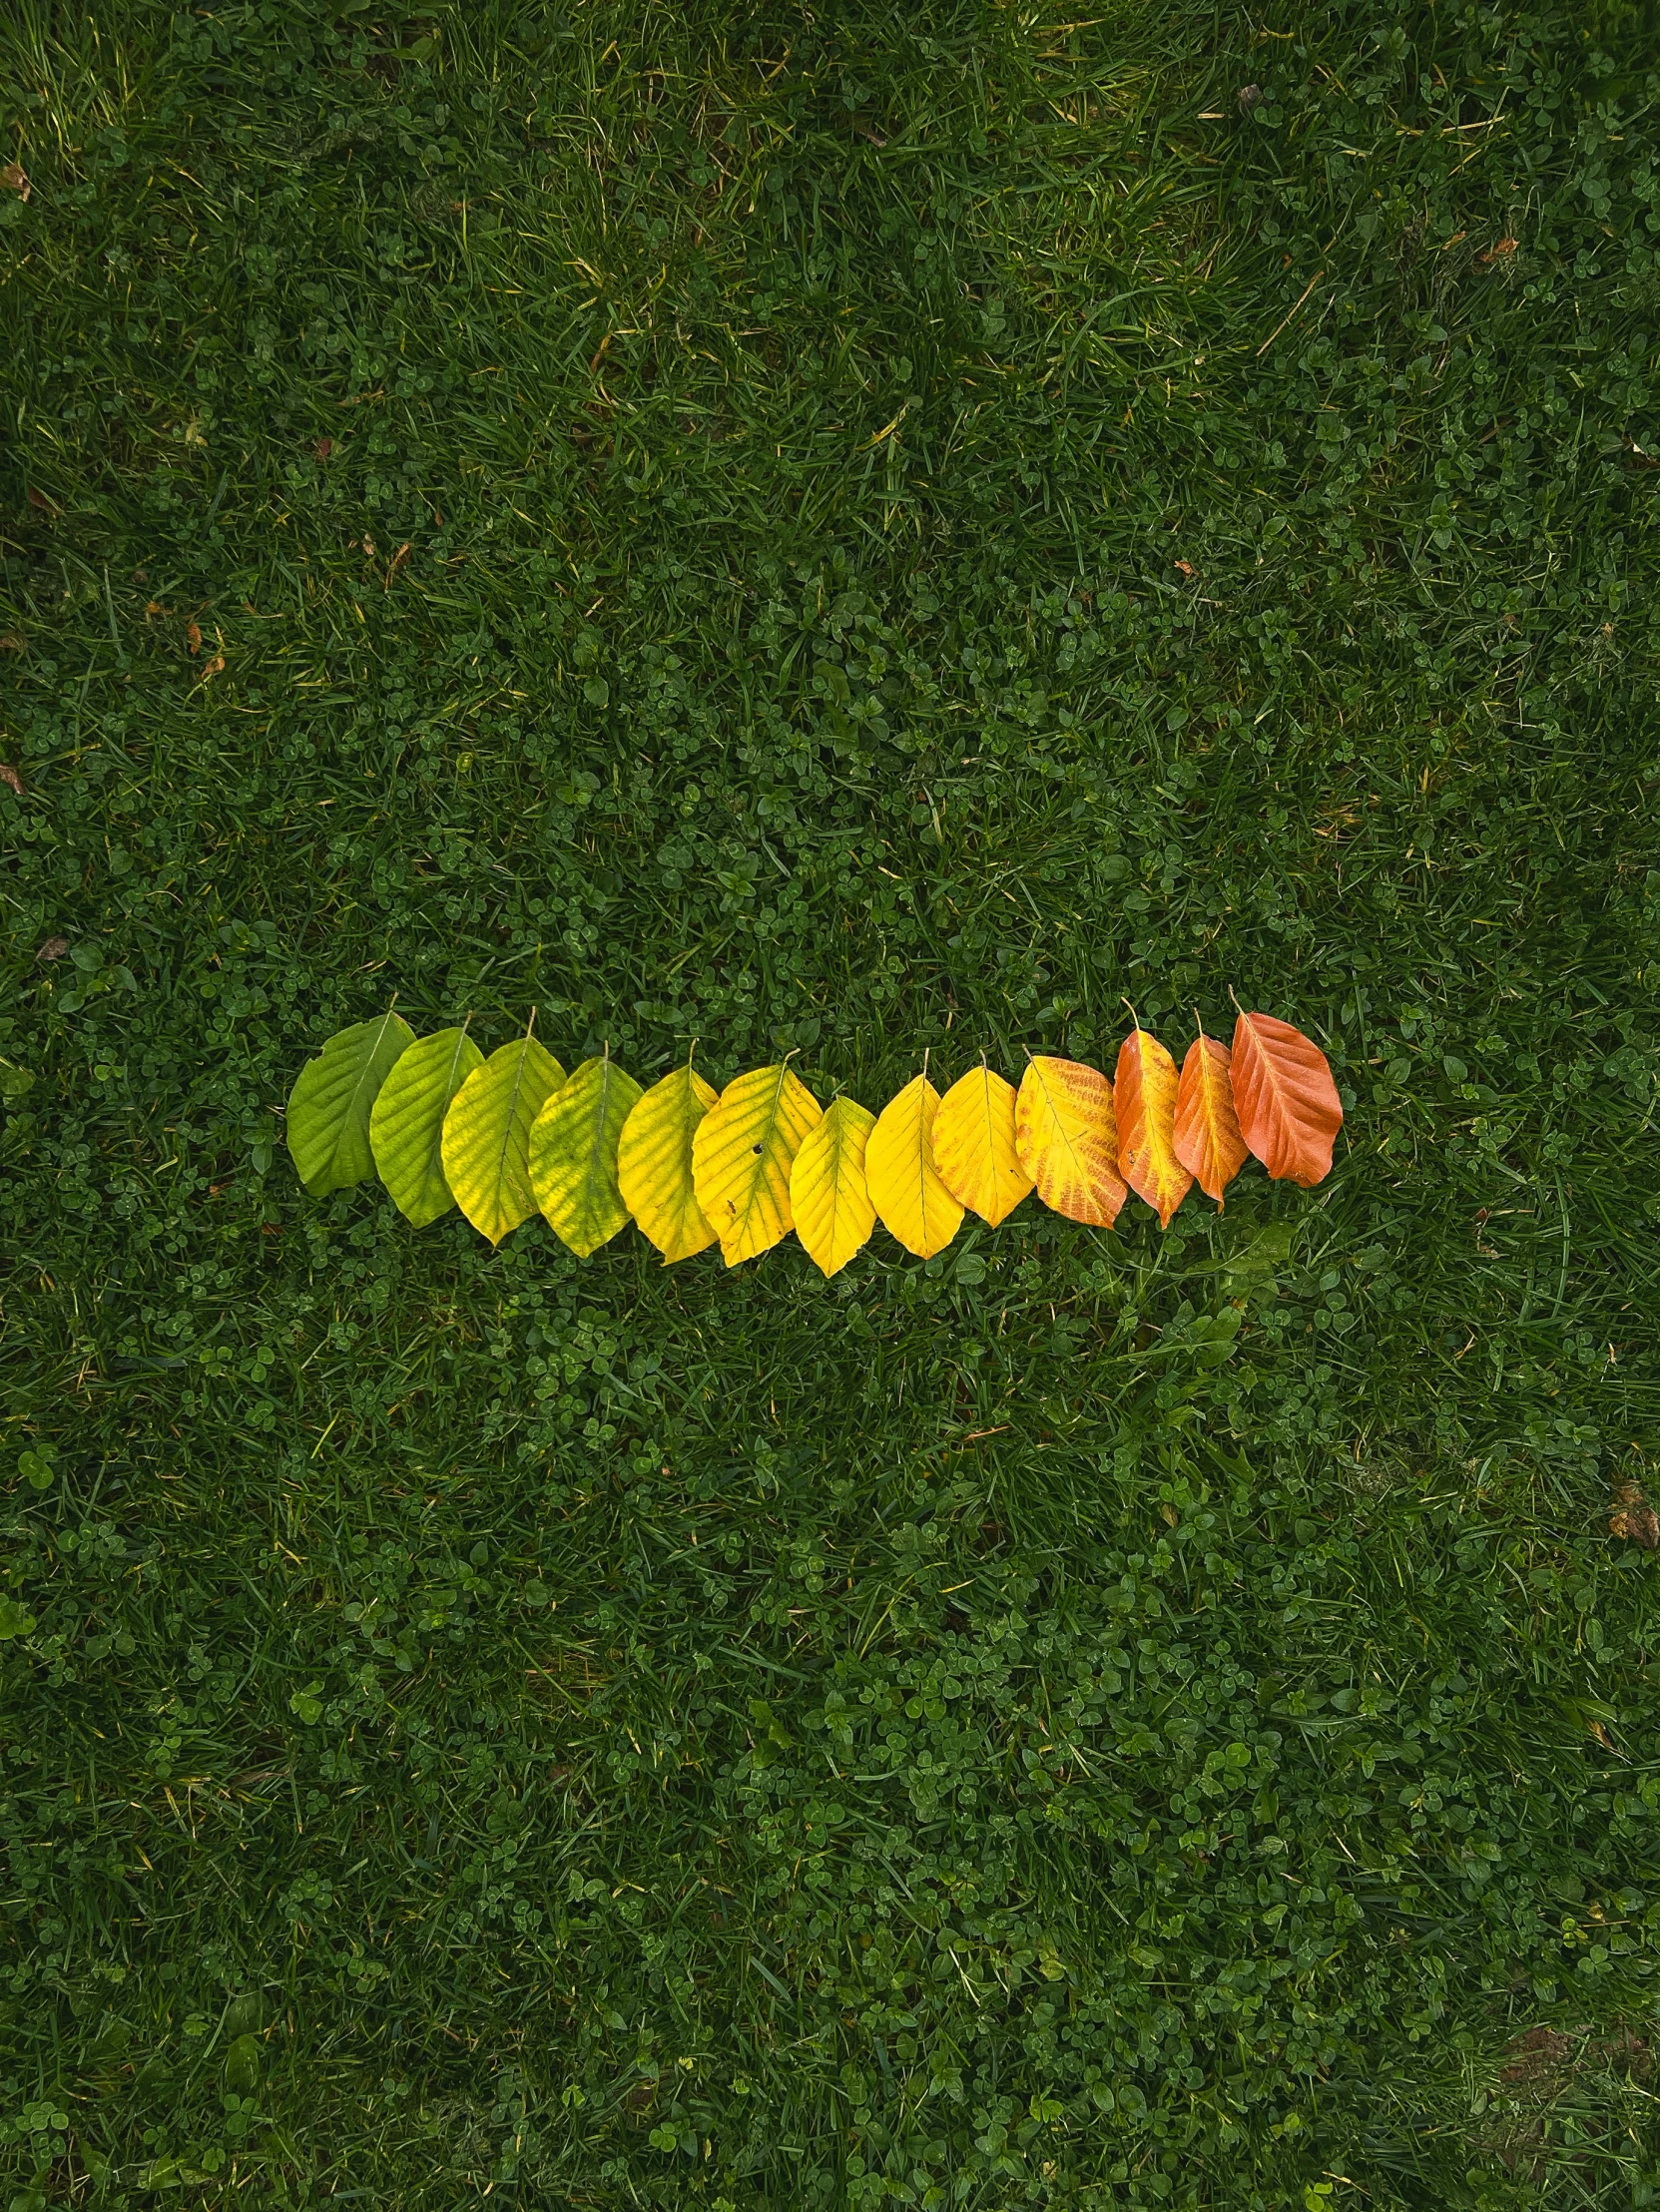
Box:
left=865, top=1073, right=962, bottom=1259
left=1114, top=1026, right=1192, bottom=1229
left=789, top=1096, right=876, bottom=1278
left=617, top=1063, right=720, bottom=1264
left=691, top=1063, right=822, bottom=1266
left=931, top=1064, right=1032, bottom=1227
left=440, top=1034, right=566, bottom=1246
left=1013, top=1055, right=1126, bottom=1227
left=529, top=1056, right=644, bottom=1258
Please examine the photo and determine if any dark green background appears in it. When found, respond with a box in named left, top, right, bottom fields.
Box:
left=2, top=1, right=1658, bottom=2205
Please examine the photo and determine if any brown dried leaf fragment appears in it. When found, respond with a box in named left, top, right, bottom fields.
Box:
left=1500, top=2026, right=1574, bottom=2087
left=1610, top=1480, right=1659, bottom=1550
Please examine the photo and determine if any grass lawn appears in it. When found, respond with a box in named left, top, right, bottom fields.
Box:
left=3, top=0, right=1660, bottom=2204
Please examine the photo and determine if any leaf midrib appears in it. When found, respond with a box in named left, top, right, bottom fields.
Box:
left=485, top=1040, right=542, bottom=1226
left=422, top=1029, right=477, bottom=1191
left=1241, top=1015, right=1304, bottom=1128
left=575, top=1062, right=623, bottom=1231
left=1035, top=1061, right=1094, bottom=1197
left=911, top=1079, right=937, bottom=1244
left=323, top=1010, right=406, bottom=1178
left=732, top=1065, right=791, bottom=1242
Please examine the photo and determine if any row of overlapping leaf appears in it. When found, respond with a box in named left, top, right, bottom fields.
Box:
left=285, top=1010, right=1341, bottom=1276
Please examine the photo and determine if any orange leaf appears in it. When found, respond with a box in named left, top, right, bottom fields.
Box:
left=1114, top=1027, right=1191, bottom=1229
left=1, top=163, right=30, bottom=203
left=1230, top=1012, right=1343, bottom=1186
left=186, top=622, right=202, bottom=654
left=1174, top=1031, right=1249, bottom=1207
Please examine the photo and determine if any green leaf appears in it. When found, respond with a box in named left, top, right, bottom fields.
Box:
left=1221, top=1221, right=1299, bottom=1300
left=18, top=1450, right=53, bottom=1491
left=285, top=1011, right=415, bottom=1197
left=368, top=1025, right=485, bottom=1228
left=529, top=1055, right=644, bottom=1258
left=440, top=1034, right=567, bottom=1245
left=224, top=2032, right=263, bottom=2093
left=0, top=1598, right=38, bottom=1640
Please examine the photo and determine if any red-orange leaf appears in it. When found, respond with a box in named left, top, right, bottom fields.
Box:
left=1230, top=1011, right=1343, bottom=1186
left=1174, top=1032, right=1249, bottom=1207
left=1114, top=1027, right=1192, bottom=1229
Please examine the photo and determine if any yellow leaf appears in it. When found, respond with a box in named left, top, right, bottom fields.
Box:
left=691, top=1063, right=822, bottom=1266
left=617, top=1063, right=721, bottom=1264
left=440, top=1034, right=566, bottom=1245
left=789, top=1096, right=876, bottom=1278
left=865, top=1073, right=962, bottom=1259
left=1013, top=1055, right=1126, bottom=1227
left=931, top=1065, right=1032, bottom=1227
left=1114, top=1027, right=1192, bottom=1229
left=529, top=1056, right=644, bottom=1258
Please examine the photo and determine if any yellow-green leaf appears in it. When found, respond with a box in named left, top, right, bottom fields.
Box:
left=931, top=1065, right=1032, bottom=1228
left=369, top=1026, right=485, bottom=1227
left=286, top=1010, right=414, bottom=1196
left=865, top=1073, right=962, bottom=1259
left=529, top=1056, right=644, bottom=1258
left=440, top=1034, right=566, bottom=1245
left=617, top=1063, right=721, bottom=1264
left=691, top=1063, right=821, bottom=1266
left=789, top=1096, right=876, bottom=1278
